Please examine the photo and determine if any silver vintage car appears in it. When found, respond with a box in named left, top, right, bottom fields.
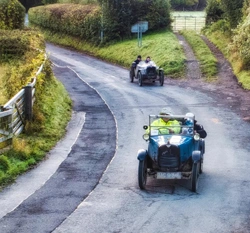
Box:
left=130, top=60, right=164, bottom=86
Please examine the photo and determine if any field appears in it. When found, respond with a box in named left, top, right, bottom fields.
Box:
left=171, top=11, right=206, bottom=32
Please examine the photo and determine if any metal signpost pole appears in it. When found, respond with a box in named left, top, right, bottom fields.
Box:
left=131, top=21, right=148, bottom=48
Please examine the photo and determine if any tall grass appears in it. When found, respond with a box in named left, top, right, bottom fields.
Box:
left=0, top=29, right=72, bottom=189
left=203, top=19, right=250, bottom=89
left=0, top=65, right=7, bottom=104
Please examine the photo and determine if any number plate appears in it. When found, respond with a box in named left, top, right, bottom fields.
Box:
left=156, top=172, right=182, bottom=179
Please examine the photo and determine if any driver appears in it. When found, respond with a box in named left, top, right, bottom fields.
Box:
left=149, top=108, right=181, bottom=134
left=134, top=55, right=142, bottom=67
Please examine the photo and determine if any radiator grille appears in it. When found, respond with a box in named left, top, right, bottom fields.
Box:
left=158, top=145, right=180, bottom=169
left=146, top=67, right=157, bottom=76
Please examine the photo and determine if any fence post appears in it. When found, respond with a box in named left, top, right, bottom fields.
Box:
left=24, top=84, right=33, bottom=121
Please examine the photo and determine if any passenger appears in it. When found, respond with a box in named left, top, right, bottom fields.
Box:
left=149, top=108, right=181, bottom=134
left=184, top=112, right=207, bottom=138
left=145, top=56, right=151, bottom=63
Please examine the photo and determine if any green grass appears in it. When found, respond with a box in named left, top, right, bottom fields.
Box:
left=203, top=20, right=250, bottom=90
left=180, top=30, right=218, bottom=80
left=0, top=74, right=72, bottom=188
left=43, top=29, right=186, bottom=78
left=0, top=30, right=72, bottom=189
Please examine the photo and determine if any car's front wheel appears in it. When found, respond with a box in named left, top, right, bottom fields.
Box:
left=191, top=162, right=199, bottom=192
left=199, top=157, right=203, bottom=174
left=159, top=70, right=164, bottom=86
left=138, top=158, right=147, bottom=189
left=138, top=72, right=142, bottom=86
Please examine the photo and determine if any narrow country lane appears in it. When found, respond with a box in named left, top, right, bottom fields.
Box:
left=0, top=41, right=249, bottom=233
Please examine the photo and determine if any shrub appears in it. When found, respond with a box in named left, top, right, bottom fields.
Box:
left=230, top=13, right=250, bottom=70
left=0, top=0, right=25, bottom=30
left=28, top=4, right=101, bottom=44
left=220, top=0, right=244, bottom=29
left=205, top=0, right=224, bottom=25
left=0, top=29, right=30, bottom=60
left=1, top=29, right=45, bottom=98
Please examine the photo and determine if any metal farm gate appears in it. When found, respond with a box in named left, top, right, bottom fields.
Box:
left=172, top=16, right=206, bottom=32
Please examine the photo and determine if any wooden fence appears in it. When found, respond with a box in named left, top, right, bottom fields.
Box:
left=0, top=61, right=45, bottom=148
left=172, top=16, right=206, bottom=32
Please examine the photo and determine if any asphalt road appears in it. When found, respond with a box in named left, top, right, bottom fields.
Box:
left=0, top=43, right=250, bottom=233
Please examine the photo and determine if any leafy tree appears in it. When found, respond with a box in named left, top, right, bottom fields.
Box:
left=205, top=0, right=224, bottom=25
left=170, top=0, right=199, bottom=10
left=220, top=0, right=244, bottom=28
left=229, top=0, right=250, bottom=69
left=18, top=0, right=43, bottom=12
left=240, top=0, right=250, bottom=21
left=99, top=0, right=171, bottom=41
left=0, top=0, right=25, bottom=29
left=144, top=0, right=171, bottom=30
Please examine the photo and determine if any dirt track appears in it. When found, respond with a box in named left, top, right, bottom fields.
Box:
left=168, top=33, right=250, bottom=121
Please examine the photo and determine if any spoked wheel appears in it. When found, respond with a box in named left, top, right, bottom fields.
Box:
left=159, top=70, right=164, bottom=86
left=191, top=162, right=199, bottom=192
left=138, top=158, right=147, bottom=189
left=130, top=69, right=134, bottom=83
left=138, top=72, right=142, bottom=86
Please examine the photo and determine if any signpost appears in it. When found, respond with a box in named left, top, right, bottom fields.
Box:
left=131, top=21, right=148, bottom=47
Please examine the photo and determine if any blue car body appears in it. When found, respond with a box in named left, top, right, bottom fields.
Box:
left=137, top=114, right=205, bottom=192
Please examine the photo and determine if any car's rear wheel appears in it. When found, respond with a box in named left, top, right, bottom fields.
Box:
left=138, top=72, right=142, bottom=86
left=138, top=158, right=147, bottom=189
left=130, top=68, right=134, bottom=83
left=191, top=162, right=199, bottom=192
left=159, top=70, right=164, bottom=86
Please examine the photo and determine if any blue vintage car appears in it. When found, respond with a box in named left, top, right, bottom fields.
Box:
left=137, top=114, right=205, bottom=192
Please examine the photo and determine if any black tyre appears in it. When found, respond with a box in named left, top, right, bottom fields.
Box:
left=191, top=162, right=199, bottom=192
left=138, top=72, right=142, bottom=86
left=130, top=68, right=134, bottom=83
left=138, top=158, right=147, bottom=189
left=159, top=70, right=164, bottom=86
left=199, top=157, right=203, bottom=174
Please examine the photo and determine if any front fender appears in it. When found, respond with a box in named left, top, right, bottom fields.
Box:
left=192, top=150, right=201, bottom=163
left=137, top=149, right=148, bottom=161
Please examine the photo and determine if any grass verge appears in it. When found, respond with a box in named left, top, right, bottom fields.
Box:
left=0, top=30, right=72, bottom=189
left=203, top=20, right=250, bottom=90
left=180, top=30, right=218, bottom=80
left=41, top=29, right=186, bottom=78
